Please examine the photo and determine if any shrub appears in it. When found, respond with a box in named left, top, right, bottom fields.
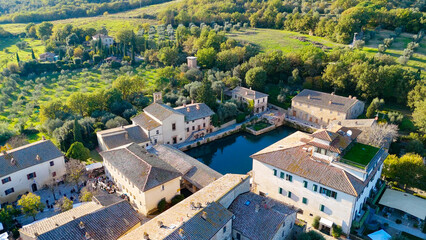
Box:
left=298, top=230, right=325, bottom=240
left=331, top=224, right=343, bottom=238
left=171, top=194, right=185, bottom=206
left=396, top=219, right=402, bottom=224
left=236, top=113, right=246, bottom=123
left=73, top=57, right=82, bottom=65
left=157, top=198, right=167, bottom=212
left=414, top=193, right=426, bottom=199
left=312, top=216, right=320, bottom=229
left=391, top=187, right=406, bottom=192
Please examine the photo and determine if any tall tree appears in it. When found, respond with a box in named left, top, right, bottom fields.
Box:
left=65, top=159, right=87, bottom=192
left=73, top=119, right=83, bottom=143
left=17, top=193, right=45, bottom=221
left=245, top=67, right=267, bottom=90
left=196, top=79, right=217, bottom=109
left=16, top=53, right=20, bottom=62
left=31, top=49, right=36, bottom=60
left=66, top=142, right=90, bottom=161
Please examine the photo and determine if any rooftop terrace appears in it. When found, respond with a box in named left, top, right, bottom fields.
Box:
left=341, top=143, right=380, bottom=169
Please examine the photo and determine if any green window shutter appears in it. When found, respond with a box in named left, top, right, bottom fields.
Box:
left=289, top=175, right=293, bottom=182
left=313, top=184, right=318, bottom=192
left=288, top=191, right=292, bottom=198
left=273, top=169, right=277, bottom=176
left=320, top=204, right=325, bottom=212
left=279, top=187, right=283, bottom=194
left=302, top=197, right=308, bottom=204
left=280, top=172, right=285, bottom=179
left=303, top=180, right=308, bottom=188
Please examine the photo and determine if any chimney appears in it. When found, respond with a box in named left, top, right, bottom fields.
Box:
left=190, top=202, right=196, bottom=210
left=183, top=103, right=186, bottom=108
left=353, top=96, right=357, bottom=99
left=79, top=221, right=85, bottom=229
left=178, top=229, right=185, bottom=238
left=10, top=158, right=16, bottom=166
left=349, top=95, right=352, bottom=99
left=191, top=99, right=194, bottom=104
left=331, top=92, right=334, bottom=95
left=36, top=155, right=41, bottom=161
left=255, top=204, right=260, bottom=213
left=201, top=211, right=208, bottom=220
left=187, top=107, right=190, bottom=112
left=125, top=132, right=129, bottom=140
left=157, top=221, right=163, bottom=228
left=196, top=104, right=200, bottom=110
left=143, top=232, right=150, bottom=240
left=249, top=87, right=252, bottom=90
left=307, top=94, right=311, bottom=99
left=245, top=91, right=248, bottom=95
left=85, top=232, right=91, bottom=240
left=328, top=100, right=332, bottom=105
left=197, top=202, right=202, bottom=208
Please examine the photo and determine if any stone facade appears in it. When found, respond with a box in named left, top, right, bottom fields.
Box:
left=232, top=87, right=269, bottom=114
left=290, top=89, right=365, bottom=127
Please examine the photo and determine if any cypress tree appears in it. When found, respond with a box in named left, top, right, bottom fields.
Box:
left=31, top=49, right=36, bottom=60
left=16, top=53, right=20, bottom=62
left=73, top=119, right=83, bottom=144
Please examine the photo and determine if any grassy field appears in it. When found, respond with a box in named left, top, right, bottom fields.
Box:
left=228, top=28, right=343, bottom=53
left=0, top=0, right=179, bottom=36
left=0, top=38, right=45, bottom=67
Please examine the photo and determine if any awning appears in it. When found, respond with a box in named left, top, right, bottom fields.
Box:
left=379, top=189, right=426, bottom=220
left=320, top=217, right=333, bottom=228
left=368, top=229, right=391, bottom=240
left=86, top=162, right=103, bottom=171
left=0, top=232, right=8, bottom=240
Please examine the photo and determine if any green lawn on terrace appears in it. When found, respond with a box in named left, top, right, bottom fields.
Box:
left=342, top=143, right=380, bottom=169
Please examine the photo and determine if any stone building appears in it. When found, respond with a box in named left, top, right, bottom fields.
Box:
left=290, top=89, right=365, bottom=127
left=100, top=143, right=182, bottom=215
left=92, top=34, right=114, bottom=47
left=0, top=140, right=66, bottom=204
left=232, top=86, right=268, bottom=114
left=251, top=127, right=387, bottom=234
left=96, top=125, right=151, bottom=152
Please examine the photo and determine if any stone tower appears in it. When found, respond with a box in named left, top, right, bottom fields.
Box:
left=187, top=56, right=198, bottom=69
left=153, top=92, right=162, bottom=103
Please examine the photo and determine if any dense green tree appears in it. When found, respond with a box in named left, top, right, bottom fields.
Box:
left=383, top=153, right=426, bottom=190
left=158, top=47, right=179, bottom=66
left=18, top=193, right=45, bottom=221
left=196, top=79, right=217, bottom=109
left=67, top=92, right=88, bottom=116
left=73, top=119, right=83, bottom=143
left=196, top=47, right=217, bottom=69
left=245, top=67, right=267, bottom=90
left=412, top=100, right=426, bottom=134
left=112, top=75, right=145, bottom=101
left=66, top=142, right=90, bottom=161
left=36, top=22, right=53, bottom=39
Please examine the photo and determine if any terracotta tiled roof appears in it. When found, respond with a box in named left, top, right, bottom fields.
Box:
left=311, top=129, right=339, bottom=142
left=143, top=103, right=183, bottom=121
left=174, top=103, right=215, bottom=122
left=292, top=89, right=362, bottom=112
left=100, top=143, right=181, bottom=192
left=19, top=202, right=102, bottom=238
left=232, top=86, right=268, bottom=100
left=97, top=125, right=149, bottom=150
left=0, top=140, right=63, bottom=178
left=228, top=192, right=296, bottom=240
left=131, top=112, right=161, bottom=131
left=164, top=202, right=233, bottom=240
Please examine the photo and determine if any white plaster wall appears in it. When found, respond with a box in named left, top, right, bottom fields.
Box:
left=353, top=164, right=383, bottom=217
left=252, top=160, right=356, bottom=234
left=104, top=160, right=181, bottom=215
left=0, top=156, right=66, bottom=203
left=218, top=177, right=250, bottom=209
left=148, top=126, right=163, bottom=144
left=161, top=115, right=185, bottom=144
left=212, top=219, right=232, bottom=240
left=184, top=117, right=212, bottom=139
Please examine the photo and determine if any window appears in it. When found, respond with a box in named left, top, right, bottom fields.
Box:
left=52, top=172, right=56, bottom=177
left=192, top=126, right=195, bottom=130
left=302, top=197, right=308, bottom=204
left=320, top=187, right=337, bottom=199
left=237, top=233, right=241, bottom=240
left=50, top=161, right=54, bottom=166
left=27, top=172, right=36, bottom=179
left=320, top=204, right=325, bottom=212
left=273, top=169, right=277, bottom=176
left=2, top=177, right=11, bottom=184
left=279, top=187, right=283, bottom=194
left=161, top=185, right=164, bottom=191
left=203, top=123, right=205, bottom=128
left=4, top=188, right=14, bottom=195
left=172, top=123, right=176, bottom=131
left=223, top=226, right=226, bottom=233
left=286, top=174, right=293, bottom=182
left=287, top=191, right=292, bottom=198
left=313, top=184, right=318, bottom=192
left=303, top=180, right=308, bottom=188
left=156, top=130, right=159, bottom=134
left=187, top=128, right=189, bottom=132
left=280, top=172, right=285, bottom=179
